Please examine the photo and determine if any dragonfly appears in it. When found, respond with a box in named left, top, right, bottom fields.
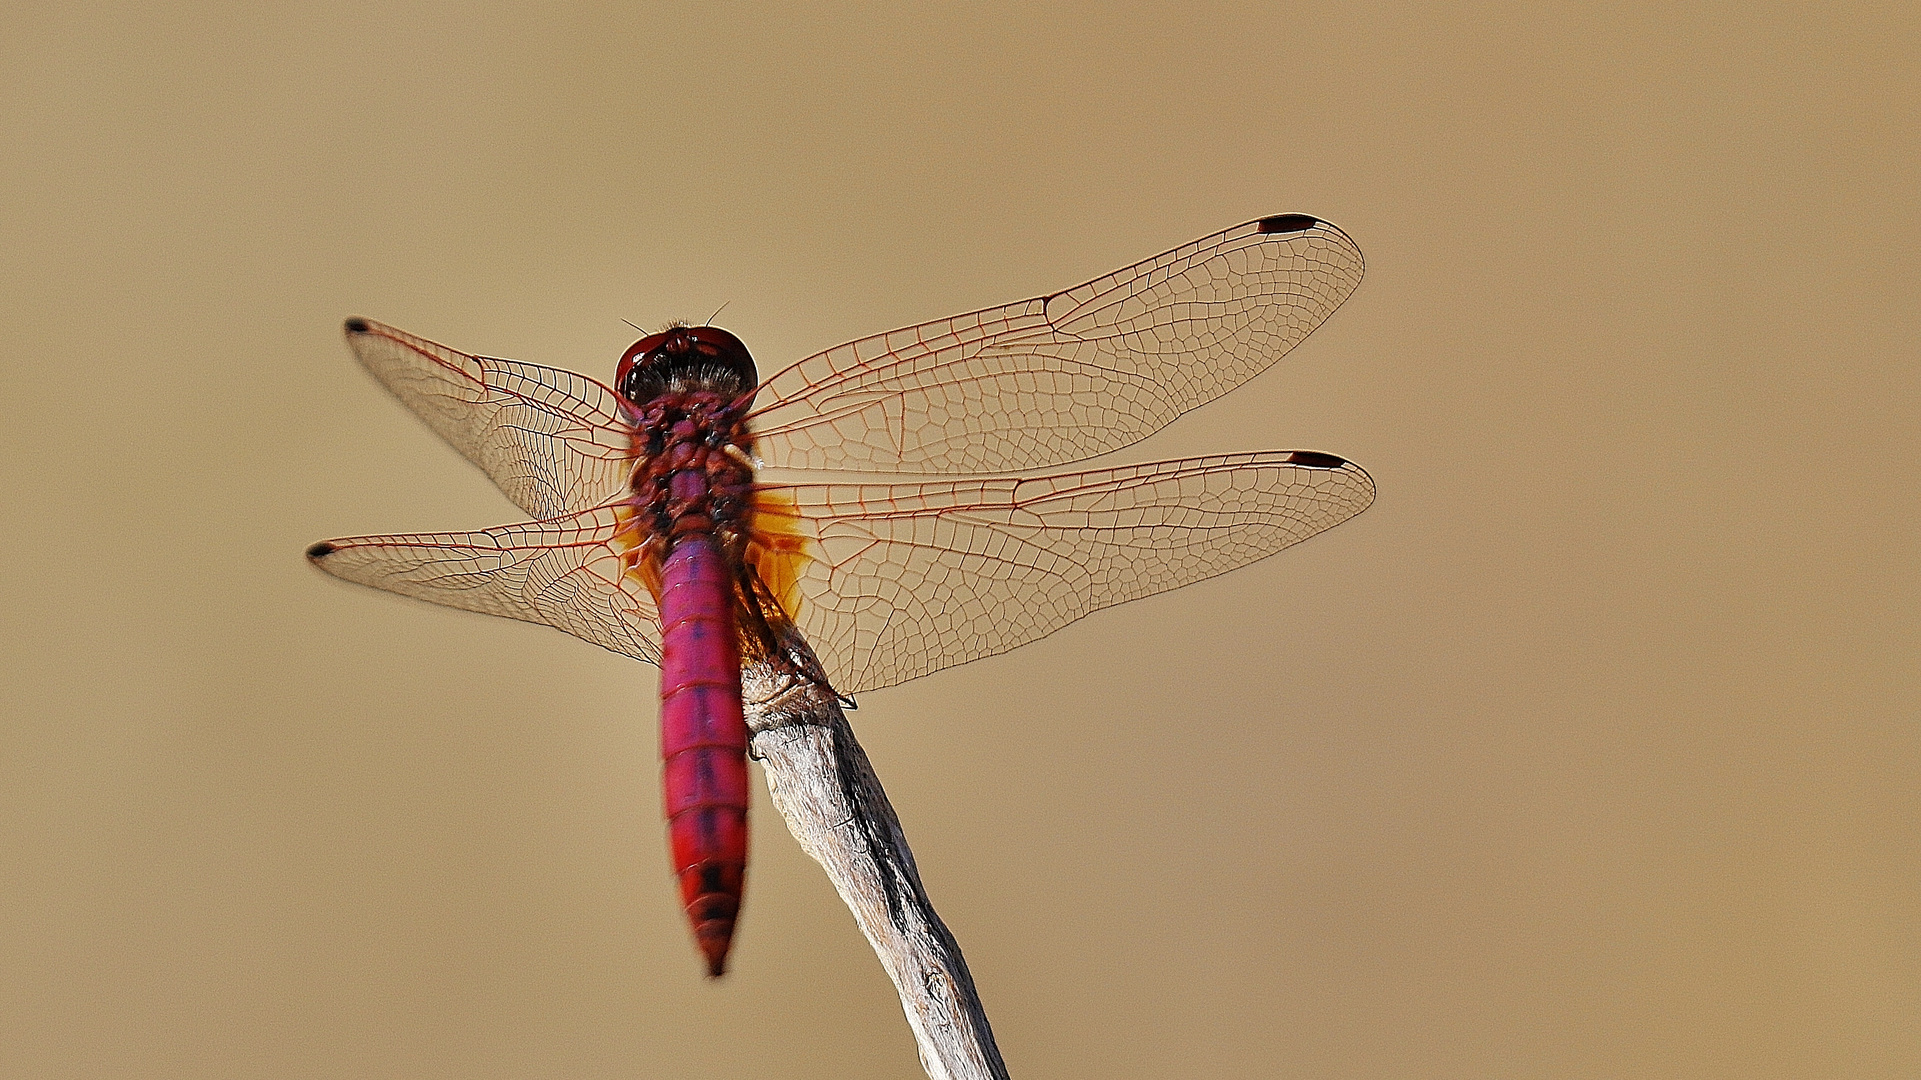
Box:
left=307, top=214, right=1375, bottom=977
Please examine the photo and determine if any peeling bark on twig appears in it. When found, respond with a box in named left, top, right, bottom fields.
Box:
left=743, top=633, right=1008, bottom=1080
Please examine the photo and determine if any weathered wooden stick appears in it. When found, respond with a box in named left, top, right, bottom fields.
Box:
left=742, top=631, right=1009, bottom=1080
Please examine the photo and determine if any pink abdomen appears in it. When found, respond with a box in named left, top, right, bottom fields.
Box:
left=657, top=537, right=749, bottom=977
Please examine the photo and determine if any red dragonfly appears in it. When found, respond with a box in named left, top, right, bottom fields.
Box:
left=307, top=215, right=1374, bottom=976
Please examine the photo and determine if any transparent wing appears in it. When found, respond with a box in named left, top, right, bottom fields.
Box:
left=758, top=450, right=1374, bottom=693
left=306, top=505, right=662, bottom=664
left=748, top=216, right=1364, bottom=473
left=344, top=318, right=637, bottom=519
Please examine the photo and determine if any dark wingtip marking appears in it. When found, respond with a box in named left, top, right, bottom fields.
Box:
left=1257, top=214, right=1321, bottom=235
left=343, top=317, right=370, bottom=334
left=1285, top=450, right=1349, bottom=469
left=305, top=541, right=336, bottom=560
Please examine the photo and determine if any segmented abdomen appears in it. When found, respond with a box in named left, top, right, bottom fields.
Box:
left=657, top=536, right=749, bottom=977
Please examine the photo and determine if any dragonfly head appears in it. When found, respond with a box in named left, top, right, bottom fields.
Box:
left=617, top=324, right=759, bottom=405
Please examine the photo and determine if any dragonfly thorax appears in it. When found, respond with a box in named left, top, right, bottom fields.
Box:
left=628, top=391, right=756, bottom=551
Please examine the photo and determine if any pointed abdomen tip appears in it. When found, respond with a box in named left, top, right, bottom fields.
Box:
left=699, top=932, right=731, bottom=978
left=305, top=541, right=336, bottom=559
left=1257, top=214, right=1321, bottom=234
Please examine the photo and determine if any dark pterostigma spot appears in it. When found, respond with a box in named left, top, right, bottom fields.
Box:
left=1285, top=450, right=1349, bottom=469
left=343, top=317, right=370, bottom=334
left=1257, top=214, right=1320, bottom=234
left=305, top=541, right=336, bottom=559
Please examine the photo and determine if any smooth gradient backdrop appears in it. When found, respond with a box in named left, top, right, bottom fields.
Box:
left=4, top=4, right=1915, bottom=1078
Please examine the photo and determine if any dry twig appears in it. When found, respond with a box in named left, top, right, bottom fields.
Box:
left=743, top=632, right=1009, bottom=1080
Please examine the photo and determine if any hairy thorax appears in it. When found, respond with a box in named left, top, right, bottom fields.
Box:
left=627, top=389, right=757, bottom=559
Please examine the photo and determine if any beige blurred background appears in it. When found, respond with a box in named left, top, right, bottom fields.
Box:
left=3, top=4, right=1915, bottom=1078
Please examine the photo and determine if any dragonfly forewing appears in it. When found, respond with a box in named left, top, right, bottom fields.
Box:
left=344, top=318, right=637, bottom=520
left=747, top=216, right=1364, bottom=474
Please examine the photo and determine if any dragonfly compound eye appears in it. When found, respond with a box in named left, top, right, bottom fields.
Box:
left=617, top=325, right=759, bottom=404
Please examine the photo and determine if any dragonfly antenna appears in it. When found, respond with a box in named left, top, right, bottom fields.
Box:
left=705, top=301, right=731, bottom=327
